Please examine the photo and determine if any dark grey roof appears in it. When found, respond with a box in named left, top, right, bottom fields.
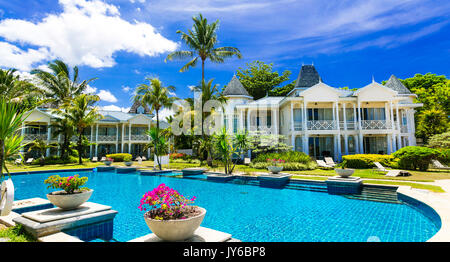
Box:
left=294, top=65, right=322, bottom=89
left=385, top=75, right=411, bottom=94
left=222, top=75, right=251, bottom=97
left=128, top=100, right=152, bottom=114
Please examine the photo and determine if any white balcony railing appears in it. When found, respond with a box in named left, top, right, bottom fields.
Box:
left=130, top=134, right=149, bottom=141
left=24, top=134, right=47, bottom=141
left=361, top=120, right=393, bottom=130
left=400, top=125, right=408, bottom=133
left=307, top=120, right=337, bottom=130
left=97, top=135, right=117, bottom=142
left=293, top=122, right=303, bottom=131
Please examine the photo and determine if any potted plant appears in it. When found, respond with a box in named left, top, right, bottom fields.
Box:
left=124, top=154, right=133, bottom=166
left=104, top=157, right=113, bottom=166
left=334, top=160, right=354, bottom=178
left=267, top=158, right=285, bottom=174
left=44, top=175, right=93, bottom=210
left=139, top=183, right=206, bottom=241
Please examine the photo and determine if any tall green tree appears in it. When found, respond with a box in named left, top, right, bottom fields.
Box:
left=27, top=139, right=57, bottom=165
left=145, top=127, right=169, bottom=170
left=165, top=13, right=242, bottom=83
left=50, top=117, right=74, bottom=160
left=63, top=94, right=102, bottom=164
left=0, top=68, right=42, bottom=110
left=235, top=61, right=291, bottom=100
left=134, top=78, right=177, bottom=131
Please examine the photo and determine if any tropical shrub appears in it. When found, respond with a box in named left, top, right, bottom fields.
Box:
left=106, top=153, right=132, bottom=162
left=44, top=174, right=89, bottom=194
left=254, top=151, right=311, bottom=164
left=169, top=153, right=190, bottom=160
left=392, top=146, right=442, bottom=171
left=139, top=183, right=197, bottom=220
left=32, top=155, right=80, bottom=165
left=250, top=161, right=316, bottom=171
left=342, top=154, right=394, bottom=169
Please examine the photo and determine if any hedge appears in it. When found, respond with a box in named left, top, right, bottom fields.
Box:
left=31, top=155, right=81, bottom=165
left=253, top=151, right=312, bottom=164
left=105, top=153, right=132, bottom=162
left=342, top=154, right=394, bottom=169
left=392, top=146, right=442, bottom=171
left=250, top=161, right=317, bottom=171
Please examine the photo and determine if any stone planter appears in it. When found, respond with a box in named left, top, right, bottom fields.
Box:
left=334, top=168, right=355, bottom=178
left=46, top=189, right=93, bottom=210
left=268, top=166, right=283, bottom=174
left=124, top=161, right=133, bottom=167
left=104, top=161, right=112, bottom=166
left=144, top=207, right=206, bottom=241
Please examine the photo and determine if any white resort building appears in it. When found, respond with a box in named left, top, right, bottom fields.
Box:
left=21, top=65, right=421, bottom=161
left=221, top=65, right=421, bottom=161
left=21, top=101, right=162, bottom=159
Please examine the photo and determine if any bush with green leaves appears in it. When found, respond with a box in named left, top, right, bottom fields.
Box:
left=250, top=161, right=317, bottom=171
left=106, top=153, right=132, bottom=162
left=253, top=151, right=312, bottom=164
left=31, top=155, right=81, bottom=165
left=342, top=154, right=394, bottom=169
left=392, top=146, right=442, bottom=171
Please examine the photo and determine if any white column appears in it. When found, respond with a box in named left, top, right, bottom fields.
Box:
left=291, top=135, right=295, bottom=150
left=387, top=135, right=392, bottom=154
left=90, top=126, right=94, bottom=158
left=129, top=123, right=132, bottom=154
left=353, top=103, right=357, bottom=131
left=354, top=135, right=359, bottom=154
left=240, top=110, right=244, bottom=130
left=389, top=101, right=396, bottom=152
left=148, top=122, right=151, bottom=158
left=272, top=108, right=278, bottom=135
left=46, top=125, right=52, bottom=157
left=343, top=103, right=347, bottom=131
left=335, top=102, right=341, bottom=161
left=290, top=103, right=294, bottom=132
left=396, top=103, right=402, bottom=149
left=357, top=101, right=363, bottom=153
left=302, top=100, right=308, bottom=154
left=113, top=132, right=118, bottom=154
left=95, top=124, right=98, bottom=156
left=247, top=109, right=251, bottom=132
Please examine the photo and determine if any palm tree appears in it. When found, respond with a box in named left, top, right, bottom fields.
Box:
left=145, top=127, right=168, bottom=170
left=165, top=13, right=242, bottom=83
left=50, top=117, right=74, bottom=160
left=0, top=98, right=29, bottom=178
left=27, top=139, right=57, bottom=165
left=0, top=68, right=42, bottom=110
left=193, top=79, right=227, bottom=166
left=133, top=78, right=177, bottom=131
left=31, top=60, right=97, bottom=106
left=64, top=94, right=102, bottom=164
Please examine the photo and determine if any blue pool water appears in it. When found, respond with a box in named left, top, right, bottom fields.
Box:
left=10, top=170, right=440, bottom=242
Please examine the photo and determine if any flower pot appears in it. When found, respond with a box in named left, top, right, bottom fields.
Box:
left=144, top=207, right=206, bottom=241
left=104, top=161, right=112, bottom=166
left=46, top=189, right=93, bottom=210
left=334, top=168, right=355, bottom=178
left=124, top=161, right=133, bottom=166
left=268, top=166, right=283, bottom=174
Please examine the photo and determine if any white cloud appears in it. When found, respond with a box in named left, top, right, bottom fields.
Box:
left=101, top=104, right=130, bottom=112
left=97, top=90, right=118, bottom=102
left=153, top=107, right=174, bottom=121
left=0, top=0, right=178, bottom=71
left=122, top=86, right=131, bottom=93
left=84, top=85, right=98, bottom=94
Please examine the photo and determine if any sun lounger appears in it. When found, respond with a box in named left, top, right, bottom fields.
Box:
left=324, top=157, right=337, bottom=167
left=135, top=156, right=142, bottom=161
left=431, top=160, right=450, bottom=171
left=141, top=156, right=147, bottom=161
left=100, top=157, right=106, bottom=162
left=373, top=162, right=410, bottom=177
left=25, top=158, right=34, bottom=164
left=92, top=157, right=98, bottom=162
left=14, top=158, right=22, bottom=165
left=316, top=160, right=333, bottom=169
left=244, top=158, right=251, bottom=165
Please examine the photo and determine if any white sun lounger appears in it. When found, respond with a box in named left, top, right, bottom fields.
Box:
left=92, top=157, right=98, bottom=162
left=100, top=157, right=106, bottom=162
left=431, top=160, right=450, bottom=171
left=14, top=158, right=22, bottom=165
left=324, top=157, right=337, bottom=167
left=244, top=158, right=251, bottom=165
left=25, top=158, right=34, bottom=164
left=373, top=162, right=410, bottom=177
left=316, top=160, right=333, bottom=169
left=141, top=156, right=147, bottom=161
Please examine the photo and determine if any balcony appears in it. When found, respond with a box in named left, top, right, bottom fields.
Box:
left=24, top=134, right=48, bottom=141
left=307, top=120, right=337, bottom=130
left=361, top=120, right=393, bottom=130
left=97, top=135, right=117, bottom=142
left=127, top=134, right=149, bottom=141
left=400, top=125, right=408, bottom=133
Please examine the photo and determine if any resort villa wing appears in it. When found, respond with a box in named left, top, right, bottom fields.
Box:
left=20, top=100, right=168, bottom=159
left=221, top=65, right=422, bottom=161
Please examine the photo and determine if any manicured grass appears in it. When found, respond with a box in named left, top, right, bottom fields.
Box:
left=0, top=225, right=36, bottom=242
left=362, top=180, right=445, bottom=193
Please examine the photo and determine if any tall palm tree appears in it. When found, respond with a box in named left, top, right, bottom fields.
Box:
left=133, top=78, right=177, bottom=131
left=165, top=13, right=242, bottom=83
left=0, top=68, right=42, bottom=110
left=0, top=98, right=29, bottom=178
left=50, top=117, right=74, bottom=160
left=27, top=139, right=57, bottom=165
left=31, top=60, right=97, bottom=106
left=193, top=79, right=227, bottom=166
left=145, top=127, right=168, bottom=170
left=64, top=94, right=102, bottom=164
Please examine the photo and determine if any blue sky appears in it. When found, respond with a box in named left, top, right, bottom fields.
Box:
left=0, top=0, right=449, bottom=115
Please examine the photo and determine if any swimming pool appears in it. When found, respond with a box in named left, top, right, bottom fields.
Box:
left=10, top=170, right=441, bottom=242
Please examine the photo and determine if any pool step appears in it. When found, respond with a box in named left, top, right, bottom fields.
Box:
left=343, top=186, right=401, bottom=204
left=285, top=184, right=328, bottom=193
